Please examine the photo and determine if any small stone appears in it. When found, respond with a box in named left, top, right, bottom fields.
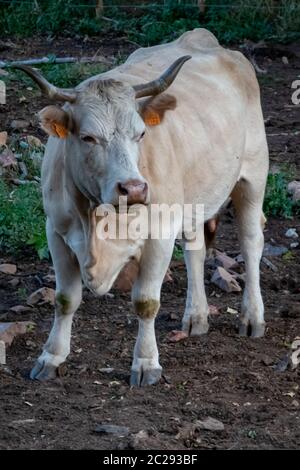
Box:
left=263, top=243, right=288, bottom=257
left=0, top=264, right=17, bottom=275
left=195, top=417, right=224, bottom=432
left=0, top=321, right=35, bottom=346
left=10, top=119, right=30, bottom=130
left=215, top=250, right=238, bottom=270
left=285, top=228, right=298, bottom=239
left=262, top=355, right=273, bottom=366
left=26, top=135, right=42, bottom=147
left=27, top=287, right=55, bottom=306
left=211, top=267, right=242, bottom=293
left=290, top=242, right=299, bottom=249
left=227, top=307, right=238, bottom=315
left=282, top=56, right=289, bottom=65
left=288, top=181, right=300, bottom=202
left=8, top=278, right=20, bottom=287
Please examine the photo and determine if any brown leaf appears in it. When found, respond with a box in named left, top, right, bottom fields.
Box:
left=168, top=330, right=188, bottom=342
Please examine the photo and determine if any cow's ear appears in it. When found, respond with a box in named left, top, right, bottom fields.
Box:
left=38, top=105, right=72, bottom=138
left=139, top=94, right=177, bottom=126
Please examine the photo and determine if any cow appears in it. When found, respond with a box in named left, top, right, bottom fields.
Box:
left=16, top=28, right=269, bottom=386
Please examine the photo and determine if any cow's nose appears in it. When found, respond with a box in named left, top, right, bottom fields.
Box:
left=117, top=180, right=148, bottom=204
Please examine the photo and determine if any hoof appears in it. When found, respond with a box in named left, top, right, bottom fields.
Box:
left=30, top=360, right=58, bottom=381
left=190, top=321, right=209, bottom=336
left=182, top=318, right=209, bottom=337
left=130, top=368, right=162, bottom=387
left=239, top=321, right=265, bottom=338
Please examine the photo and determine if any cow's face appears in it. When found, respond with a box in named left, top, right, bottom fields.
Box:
left=15, top=56, right=190, bottom=206
left=39, top=82, right=152, bottom=206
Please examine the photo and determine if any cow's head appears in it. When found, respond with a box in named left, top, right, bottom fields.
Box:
left=15, top=57, right=190, bottom=206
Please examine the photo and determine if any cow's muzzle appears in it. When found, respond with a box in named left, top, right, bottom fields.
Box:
left=116, top=179, right=148, bottom=205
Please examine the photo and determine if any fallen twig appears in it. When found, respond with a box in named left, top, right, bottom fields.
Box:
left=0, top=56, right=114, bottom=69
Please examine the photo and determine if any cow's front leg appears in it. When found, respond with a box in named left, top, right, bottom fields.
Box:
left=130, top=238, right=175, bottom=387
left=182, top=236, right=209, bottom=336
left=30, top=221, right=82, bottom=381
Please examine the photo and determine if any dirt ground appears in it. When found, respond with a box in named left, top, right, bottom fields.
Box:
left=0, top=36, right=299, bottom=450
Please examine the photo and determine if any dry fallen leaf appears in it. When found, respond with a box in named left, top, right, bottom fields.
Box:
left=168, top=330, right=188, bottom=342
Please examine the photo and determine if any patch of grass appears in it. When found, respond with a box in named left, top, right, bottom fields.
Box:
left=0, top=179, right=47, bottom=259
left=0, top=136, right=47, bottom=259
left=0, top=1, right=299, bottom=45
left=5, top=62, right=110, bottom=89
left=263, top=172, right=299, bottom=219
left=173, top=244, right=184, bottom=261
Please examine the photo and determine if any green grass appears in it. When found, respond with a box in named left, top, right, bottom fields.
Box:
left=4, top=62, right=110, bottom=89
left=0, top=179, right=47, bottom=259
left=263, top=172, right=300, bottom=219
left=0, top=138, right=47, bottom=259
left=0, top=1, right=299, bottom=45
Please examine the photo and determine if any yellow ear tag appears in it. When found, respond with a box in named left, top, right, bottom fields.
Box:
left=144, top=110, right=161, bottom=126
left=53, top=122, right=68, bottom=138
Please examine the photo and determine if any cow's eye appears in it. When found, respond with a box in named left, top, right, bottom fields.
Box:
left=136, top=130, right=145, bottom=142
left=81, top=135, right=97, bottom=144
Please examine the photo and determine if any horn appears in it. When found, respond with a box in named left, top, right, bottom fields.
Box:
left=133, top=55, right=191, bottom=99
left=12, top=64, right=77, bottom=103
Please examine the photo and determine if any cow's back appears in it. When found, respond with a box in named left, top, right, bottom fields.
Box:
left=81, top=29, right=265, bottom=219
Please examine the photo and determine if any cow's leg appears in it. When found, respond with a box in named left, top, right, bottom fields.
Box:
left=231, top=180, right=266, bottom=338
left=30, top=220, right=82, bottom=380
left=131, top=238, right=175, bottom=387
left=182, top=237, right=209, bottom=336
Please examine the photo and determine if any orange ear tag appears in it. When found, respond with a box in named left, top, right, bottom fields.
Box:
left=53, top=122, right=68, bottom=138
left=144, top=110, right=161, bottom=126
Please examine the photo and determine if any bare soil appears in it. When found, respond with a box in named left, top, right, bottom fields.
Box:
left=0, top=37, right=299, bottom=450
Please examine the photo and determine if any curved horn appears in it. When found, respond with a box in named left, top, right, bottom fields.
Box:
left=133, top=55, right=191, bottom=99
left=12, top=64, right=77, bottom=103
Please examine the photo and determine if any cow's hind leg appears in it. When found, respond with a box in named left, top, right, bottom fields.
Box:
left=182, top=236, right=209, bottom=336
left=131, top=238, right=175, bottom=387
left=30, top=220, right=82, bottom=380
left=231, top=179, right=266, bottom=338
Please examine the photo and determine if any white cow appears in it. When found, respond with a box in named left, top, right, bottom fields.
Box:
left=16, top=29, right=269, bottom=386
